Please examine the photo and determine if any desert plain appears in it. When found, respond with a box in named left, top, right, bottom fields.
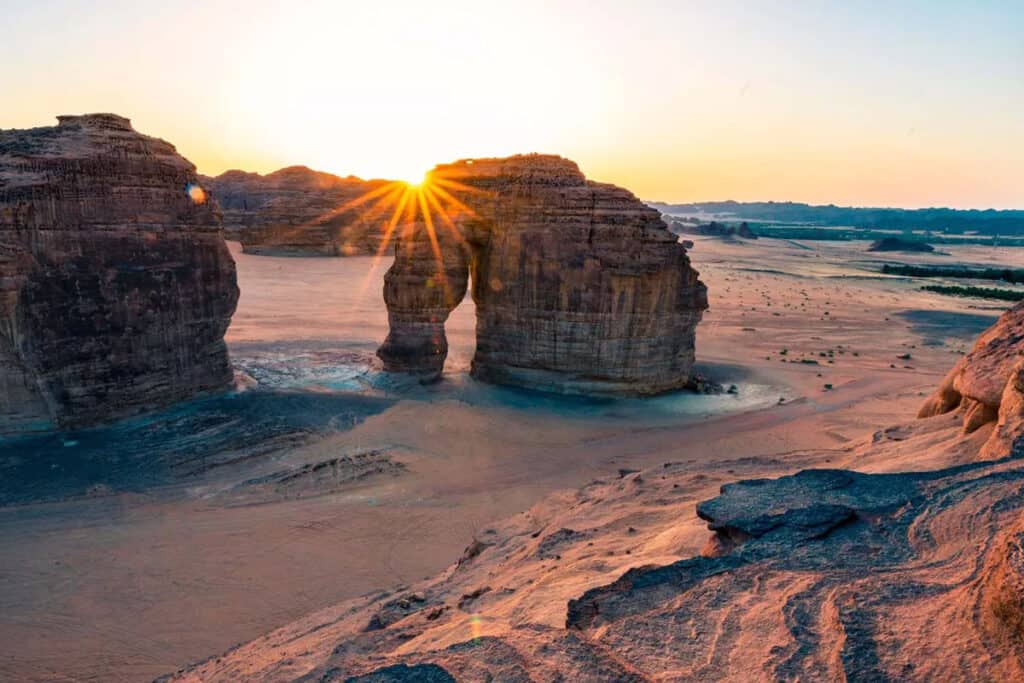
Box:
left=1, top=236, right=1021, bottom=682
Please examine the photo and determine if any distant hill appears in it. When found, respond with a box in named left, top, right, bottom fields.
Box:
left=669, top=220, right=757, bottom=240
left=647, top=200, right=1024, bottom=237
left=202, top=166, right=393, bottom=256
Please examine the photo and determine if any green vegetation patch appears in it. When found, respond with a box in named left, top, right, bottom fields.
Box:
left=921, top=285, right=1024, bottom=302
left=883, top=264, right=1024, bottom=284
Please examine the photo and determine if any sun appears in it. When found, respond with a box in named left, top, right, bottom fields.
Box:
left=285, top=163, right=489, bottom=303
left=401, top=169, right=430, bottom=188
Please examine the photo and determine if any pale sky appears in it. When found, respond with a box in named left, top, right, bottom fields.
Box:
left=3, top=0, right=1022, bottom=208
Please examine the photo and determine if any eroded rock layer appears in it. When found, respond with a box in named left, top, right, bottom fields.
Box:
left=919, top=301, right=1024, bottom=458
left=563, top=463, right=1024, bottom=681
left=377, top=155, right=708, bottom=395
left=0, top=113, right=238, bottom=432
left=205, top=166, right=391, bottom=256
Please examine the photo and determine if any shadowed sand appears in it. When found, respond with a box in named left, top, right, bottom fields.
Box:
left=0, top=238, right=1019, bottom=682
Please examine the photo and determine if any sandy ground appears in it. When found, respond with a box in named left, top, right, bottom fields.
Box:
left=1, top=237, right=1021, bottom=682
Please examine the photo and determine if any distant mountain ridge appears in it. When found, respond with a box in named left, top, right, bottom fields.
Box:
left=647, top=200, right=1024, bottom=236
left=201, top=166, right=393, bottom=256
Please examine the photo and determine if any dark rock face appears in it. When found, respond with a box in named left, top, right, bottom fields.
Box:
left=867, top=236, right=934, bottom=252
left=343, top=663, right=455, bottom=683
left=0, top=114, right=238, bottom=433
left=377, top=155, right=708, bottom=395
left=205, top=166, right=392, bottom=256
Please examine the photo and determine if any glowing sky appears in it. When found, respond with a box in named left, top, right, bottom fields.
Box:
left=3, top=0, right=1022, bottom=208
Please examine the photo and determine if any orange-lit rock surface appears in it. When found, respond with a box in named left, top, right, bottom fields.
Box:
left=919, top=301, right=1024, bottom=458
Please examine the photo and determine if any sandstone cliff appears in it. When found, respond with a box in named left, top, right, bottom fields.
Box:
left=0, top=113, right=238, bottom=433
left=205, top=166, right=391, bottom=256
left=377, top=155, right=708, bottom=395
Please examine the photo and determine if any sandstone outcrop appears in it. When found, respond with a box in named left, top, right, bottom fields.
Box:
left=562, top=463, right=1024, bottom=681
left=919, top=301, right=1024, bottom=457
left=205, top=166, right=391, bottom=255
left=377, top=155, right=708, bottom=395
left=0, top=113, right=238, bottom=433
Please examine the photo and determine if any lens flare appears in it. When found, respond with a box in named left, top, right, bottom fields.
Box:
left=186, top=183, right=207, bottom=204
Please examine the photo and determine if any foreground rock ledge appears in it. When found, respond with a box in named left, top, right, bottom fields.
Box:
left=377, top=155, right=708, bottom=396
left=0, top=113, right=238, bottom=433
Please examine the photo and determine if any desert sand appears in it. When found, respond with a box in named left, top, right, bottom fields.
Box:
left=1, top=237, right=1021, bottom=682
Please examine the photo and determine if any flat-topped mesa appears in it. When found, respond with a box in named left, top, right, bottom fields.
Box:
left=377, top=154, right=708, bottom=395
left=0, top=114, right=238, bottom=433
left=205, top=166, right=391, bottom=254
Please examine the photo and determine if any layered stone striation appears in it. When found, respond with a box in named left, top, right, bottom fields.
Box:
left=0, top=113, right=238, bottom=433
left=205, top=166, right=391, bottom=256
left=377, top=155, right=708, bottom=395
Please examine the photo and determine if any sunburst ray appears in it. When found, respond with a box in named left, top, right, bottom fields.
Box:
left=428, top=181, right=479, bottom=219
left=320, top=164, right=487, bottom=303
left=423, top=186, right=467, bottom=245
left=433, top=175, right=487, bottom=198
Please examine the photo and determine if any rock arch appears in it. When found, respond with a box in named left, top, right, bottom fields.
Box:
left=377, top=155, right=708, bottom=396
